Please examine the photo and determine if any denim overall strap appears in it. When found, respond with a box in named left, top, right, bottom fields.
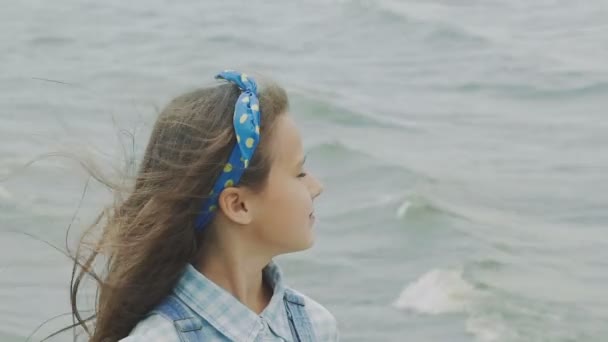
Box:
left=151, top=295, right=205, bottom=342
left=284, top=289, right=317, bottom=342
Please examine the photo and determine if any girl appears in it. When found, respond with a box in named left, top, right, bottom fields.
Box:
left=65, top=70, right=338, bottom=341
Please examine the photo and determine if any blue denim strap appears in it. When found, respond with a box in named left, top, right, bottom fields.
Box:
left=284, top=289, right=317, bottom=342
left=151, top=295, right=204, bottom=342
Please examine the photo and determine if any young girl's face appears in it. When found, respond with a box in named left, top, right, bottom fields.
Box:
left=249, top=114, right=323, bottom=254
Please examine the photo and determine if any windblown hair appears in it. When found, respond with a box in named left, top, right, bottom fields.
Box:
left=47, top=79, right=288, bottom=342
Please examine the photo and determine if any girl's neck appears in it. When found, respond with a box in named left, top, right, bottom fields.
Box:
left=193, top=230, right=274, bottom=314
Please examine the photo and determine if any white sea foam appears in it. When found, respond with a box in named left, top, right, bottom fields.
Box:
left=393, top=268, right=476, bottom=314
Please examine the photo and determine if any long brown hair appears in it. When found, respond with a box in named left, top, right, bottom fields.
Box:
left=48, top=78, right=288, bottom=341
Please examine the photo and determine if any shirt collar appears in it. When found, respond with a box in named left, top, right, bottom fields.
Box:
left=172, top=260, right=292, bottom=342
left=260, top=261, right=292, bottom=341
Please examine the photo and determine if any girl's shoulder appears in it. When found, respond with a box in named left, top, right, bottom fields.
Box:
left=119, top=288, right=338, bottom=342
left=118, top=314, right=180, bottom=342
left=286, top=287, right=339, bottom=341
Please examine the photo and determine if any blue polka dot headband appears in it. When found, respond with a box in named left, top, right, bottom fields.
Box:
left=194, top=70, right=261, bottom=231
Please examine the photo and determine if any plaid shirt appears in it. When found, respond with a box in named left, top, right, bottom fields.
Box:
left=120, top=261, right=338, bottom=342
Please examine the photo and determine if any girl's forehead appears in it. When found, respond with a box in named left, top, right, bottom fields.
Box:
left=269, top=115, right=304, bottom=164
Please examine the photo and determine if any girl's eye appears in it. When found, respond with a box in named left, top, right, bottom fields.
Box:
left=297, top=172, right=307, bottom=178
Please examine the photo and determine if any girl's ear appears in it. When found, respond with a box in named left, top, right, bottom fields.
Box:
left=217, top=187, right=254, bottom=225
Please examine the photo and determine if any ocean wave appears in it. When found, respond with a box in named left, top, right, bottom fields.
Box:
left=430, top=80, right=608, bottom=99
left=395, top=194, right=451, bottom=220
left=393, top=268, right=478, bottom=314
left=291, top=93, right=411, bottom=130
left=394, top=191, right=478, bottom=224
left=306, top=139, right=375, bottom=161
left=306, top=140, right=430, bottom=189
left=343, top=0, right=493, bottom=45
left=466, top=314, right=518, bottom=342
left=394, top=188, right=596, bottom=247
left=393, top=267, right=518, bottom=341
